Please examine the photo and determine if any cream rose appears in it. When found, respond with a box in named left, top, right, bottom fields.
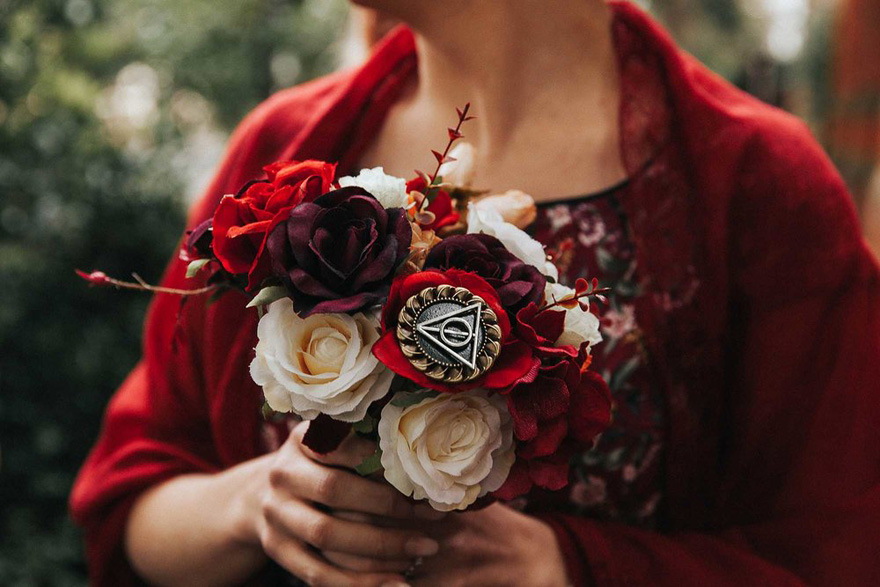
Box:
left=338, top=167, right=408, bottom=209
left=467, top=201, right=559, bottom=280
left=544, top=282, right=603, bottom=351
left=378, top=389, right=515, bottom=511
left=250, top=299, right=391, bottom=422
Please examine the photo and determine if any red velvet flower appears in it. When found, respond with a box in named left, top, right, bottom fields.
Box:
left=493, top=325, right=612, bottom=500
left=512, top=303, right=610, bottom=449
left=493, top=446, right=576, bottom=500
left=371, top=269, right=539, bottom=394
left=513, top=302, right=579, bottom=359
left=406, top=176, right=460, bottom=231
left=212, top=160, right=336, bottom=289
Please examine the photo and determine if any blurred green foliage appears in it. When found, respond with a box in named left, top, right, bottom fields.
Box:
left=0, top=0, right=346, bottom=584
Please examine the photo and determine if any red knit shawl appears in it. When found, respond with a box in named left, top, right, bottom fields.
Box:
left=71, top=3, right=880, bottom=585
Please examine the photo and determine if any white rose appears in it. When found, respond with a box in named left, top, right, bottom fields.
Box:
left=467, top=201, right=559, bottom=280
left=338, top=167, right=408, bottom=209
left=379, top=389, right=515, bottom=511
left=250, top=299, right=391, bottom=422
left=437, top=142, right=477, bottom=187
left=544, top=282, right=603, bottom=351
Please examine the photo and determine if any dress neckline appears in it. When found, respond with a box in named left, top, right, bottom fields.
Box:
left=534, top=175, right=631, bottom=208
left=533, top=140, right=665, bottom=208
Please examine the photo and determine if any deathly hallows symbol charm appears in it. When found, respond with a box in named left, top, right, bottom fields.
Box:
left=416, top=301, right=483, bottom=369
left=396, top=285, right=503, bottom=383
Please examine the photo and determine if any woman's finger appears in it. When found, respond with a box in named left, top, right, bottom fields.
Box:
left=269, top=457, right=443, bottom=521
left=333, top=509, right=427, bottom=530
left=323, top=550, right=414, bottom=574
left=261, top=531, right=405, bottom=587
left=263, top=497, right=440, bottom=560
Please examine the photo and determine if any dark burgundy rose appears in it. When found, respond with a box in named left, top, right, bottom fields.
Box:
left=267, top=187, right=412, bottom=315
left=423, top=233, right=546, bottom=313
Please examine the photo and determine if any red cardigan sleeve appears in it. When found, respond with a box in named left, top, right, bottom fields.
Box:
left=67, top=84, right=327, bottom=586
left=542, top=122, right=880, bottom=585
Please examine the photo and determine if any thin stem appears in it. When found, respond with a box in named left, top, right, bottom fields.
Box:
left=77, top=269, right=218, bottom=296
left=129, top=273, right=218, bottom=295
left=420, top=103, right=472, bottom=212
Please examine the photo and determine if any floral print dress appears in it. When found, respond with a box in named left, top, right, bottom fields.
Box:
left=526, top=183, right=666, bottom=529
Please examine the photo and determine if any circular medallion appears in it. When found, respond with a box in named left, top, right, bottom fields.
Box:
left=396, top=285, right=503, bottom=382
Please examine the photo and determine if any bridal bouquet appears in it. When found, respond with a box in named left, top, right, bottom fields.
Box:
left=79, top=105, right=612, bottom=511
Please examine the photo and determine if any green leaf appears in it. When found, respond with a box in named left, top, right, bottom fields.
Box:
left=355, top=449, right=383, bottom=476
left=352, top=414, right=376, bottom=435
left=390, top=390, right=439, bottom=408
left=185, top=258, right=210, bottom=278
left=246, top=285, right=288, bottom=309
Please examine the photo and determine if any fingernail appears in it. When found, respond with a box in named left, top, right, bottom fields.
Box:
left=405, top=536, right=439, bottom=557
left=414, top=505, right=447, bottom=520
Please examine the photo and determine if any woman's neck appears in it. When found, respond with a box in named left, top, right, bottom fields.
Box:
left=359, top=0, right=626, bottom=198
left=410, top=1, right=618, bottom=151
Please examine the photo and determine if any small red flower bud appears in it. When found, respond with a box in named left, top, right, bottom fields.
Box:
left=75, top=269, right=111, bottom=286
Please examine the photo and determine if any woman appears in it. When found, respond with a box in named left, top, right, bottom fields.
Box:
left=71, top=1, right=880, bottom=585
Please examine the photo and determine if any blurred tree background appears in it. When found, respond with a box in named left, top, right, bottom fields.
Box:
left=0, top=0, right=347, bottom=584
left=0, top=0, right=845, bottom=584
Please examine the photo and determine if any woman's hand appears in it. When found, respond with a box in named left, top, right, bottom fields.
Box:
left=255, top=421, right=442, bottom=586
left=409, top=503, right=570, bottom=587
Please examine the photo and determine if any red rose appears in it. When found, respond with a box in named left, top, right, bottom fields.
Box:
left=371, top=269, right=539, bottom=394
left=212, top=160, right=336, bottom=289
left=405, top=176, right=460, bottom=231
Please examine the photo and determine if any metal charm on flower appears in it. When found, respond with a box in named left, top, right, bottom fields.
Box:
left=396, top=285, right=502, bottom=382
